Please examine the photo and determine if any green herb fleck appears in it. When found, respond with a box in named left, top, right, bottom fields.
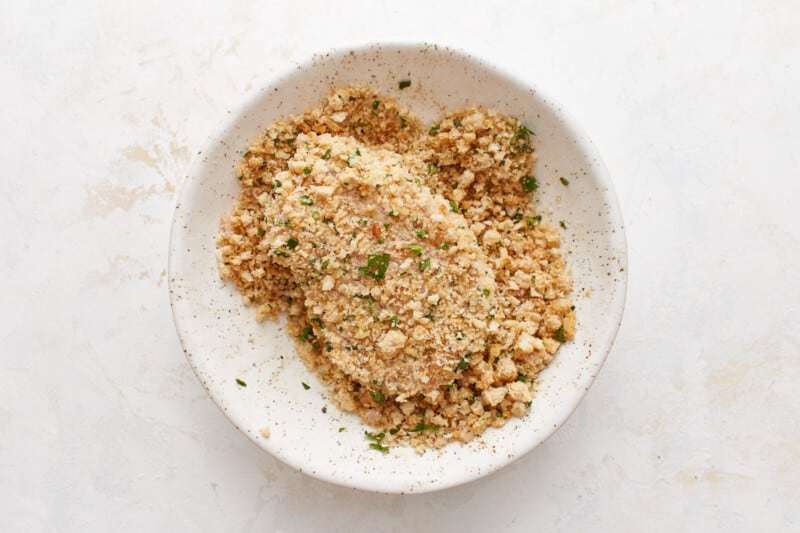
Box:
left=427, top=164, right=439, bottom=175
left=339, top=427, right=346, bottom=432
left=526, top=215, right=542, bottom=227
left=358, top=253, right=390, bottom=281
left=371, top=389, right=386, bottom=404
left=364, top=431, right=385, bottom=442
left=273, top=249, right=289, bottom=257
left=409, top=420, right=440, bottom=432
left=521, top=175, right=538, bottom=193
left=321, top=259, right=330, bottom=270
left=408, top=245, right=422, bottom=257
left=454, top=118, right=462, bottom=127
left=372, top=100, right=380, bottom=109
left=418, top=258, right=431, bottom=271
left=296, top=326, right=314, bottom=342
left=325, top=341, right=332, bottom=352
left=286, top=237, right=299, bottom=249
left=300, top=194, right=314, bottom=206
left=302, top=382, right=310, bottom=390
left=482, top=289, right=490, bottom=297
left=449, top=200, right=459, bottom=213
left=509, top=123, right=534, bottom=152
left=398, top=79, right=411, bottom=89
left=389, top=316, right=401, bottom=327
left=272, top=179, right=282, bottom=189
left=560, top=176, right=570, bottom=186
left=235, top=378, right=247, bottom=387
left=257, top=227, right=266, bottom=237
left=560, top=220, right=567, bottom=229
left=516, top=374, right=528, bottom=383
left=303, top=167, right=312, bottom=175
left=456, top=356, right=470, bottom=371
left=439, top=242, right=452, bottom=250
left=415, top=228, right=427, bottom=239
left=321, top=148, right=331, bottom=160
left=428, top=125, right=440, bottom=136
left=555, top=326, right=566, bottom=342
left=369, top=442, right=390, bottom=453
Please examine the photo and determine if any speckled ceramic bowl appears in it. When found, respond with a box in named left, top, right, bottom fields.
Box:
left=168, top=43, right=627, bottom=493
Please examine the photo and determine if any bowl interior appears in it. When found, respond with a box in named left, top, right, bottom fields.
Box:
left=169, top=44, right=627, bottom=493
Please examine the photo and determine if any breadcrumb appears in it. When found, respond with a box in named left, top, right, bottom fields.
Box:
left=217, top=83, right=575, bottom=448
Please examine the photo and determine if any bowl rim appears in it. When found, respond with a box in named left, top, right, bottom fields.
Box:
left=168, top=41, right=628, bottom=493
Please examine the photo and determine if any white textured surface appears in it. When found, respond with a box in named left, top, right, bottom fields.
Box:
left=1, top=0, right=798, bottom=531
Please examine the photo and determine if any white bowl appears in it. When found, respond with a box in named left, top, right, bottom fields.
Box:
left=168, top=43, right=627, bottom=494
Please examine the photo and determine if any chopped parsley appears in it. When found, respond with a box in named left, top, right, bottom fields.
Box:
left=321, top=259, right=330, bottom=269
left=521, top=175, right=538, bottom=193
left=371, top=388, right=386, bottom=404
left=358, top=253, right=390, bottom=281
left=509, top=123, right=534, bottom=153
left=560, top=176, right=570, bottom=186
left=364, top=431, right=385, bottom=442
left=388, top=210, right=398, bottom=217
left=296, top=326, right=314, bottom=342
left=321, top=148, right=331, bottom=160
left=414, top=228, right=427, bottom=238
left=407, top=245, right=422, bottom=257
left=398, top=79, right=411, bottom=89
left=369, top=443, right=389, bottom=453
left=427, top=163, right=439, bottom=175
left=409, top=420, right=440, bottom=432
left=257, top=227, right=266, bottom=237
left=454, top=118, right=462, bottom=127
left=448, top=200, right=459, bottom=213
left=272, top=179, right=282, bottom=189
left=303, top=167, right=312, bottom=175
left=439, top=242, right=452, bottom=250
left=286, top=237, right=299, bottom=249
left=389, top=316, right=401, bottom=327
left=300, top=194, right=314, bottom=206
left=372, top=100, right=380, bottom=109
left=235, top=378, right=247, bottom=387
left=339, top=427, right=346, bottom=432
left=273, top=249, right=289, bottom=257
left=456, top=356, right=470, bottom=371
left=512, top=210, right=523, bottom=223
left=560, top=220, right=567, bottom=229
left=516, top=374, right=528, bottom=383
left=418, top=258, right=431, bottom=271
left=555, top=326, right=566, bottom=342
left=482, top=289, right=490, bottom=297
left=302, top=382, right=310, bottom=390
left=526, top=215, right=542, bottom=227
left=428, top=124, right=440, bottom=136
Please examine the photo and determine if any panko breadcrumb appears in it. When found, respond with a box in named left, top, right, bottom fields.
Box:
left=217, top=83, right=575, bottom=449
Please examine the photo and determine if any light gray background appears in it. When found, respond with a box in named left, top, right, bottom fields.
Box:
left=1, top=1, right=798, bottom=531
